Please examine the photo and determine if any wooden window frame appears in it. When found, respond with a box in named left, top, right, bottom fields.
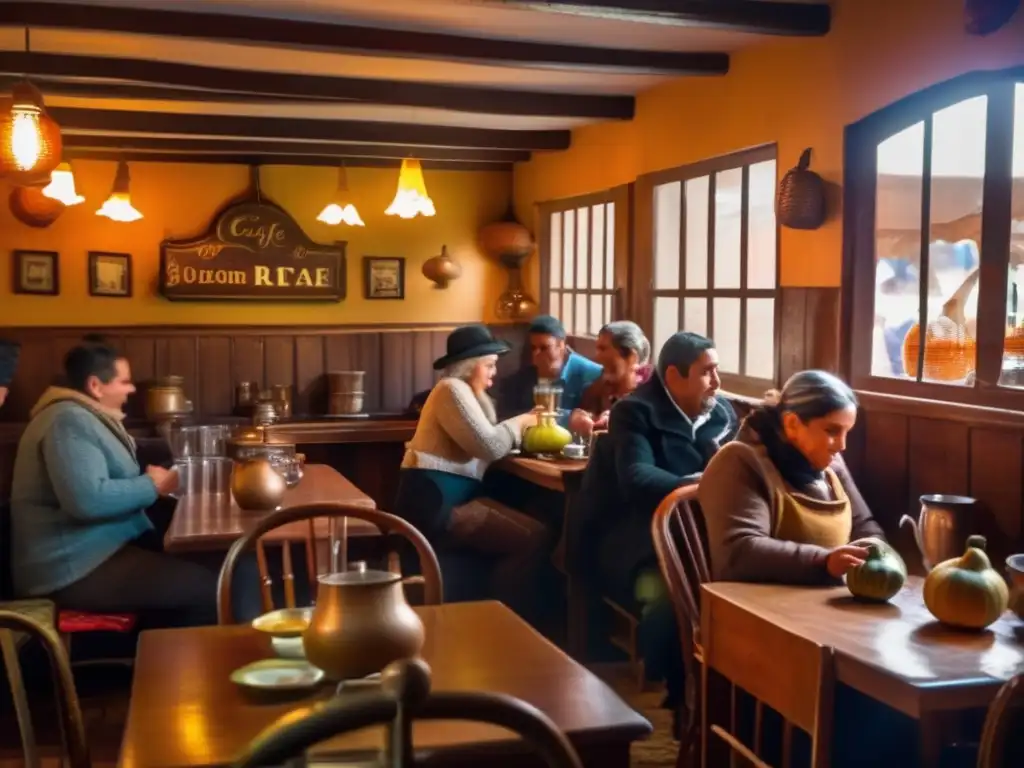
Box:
left=842, top=67, right=1023, bottom=411
left=633, top=145, right=781, bottom=397
left=537, top=185, right=633, bottom=339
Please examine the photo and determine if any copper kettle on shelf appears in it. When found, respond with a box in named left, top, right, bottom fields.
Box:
left=302, top=562, right=424, bottom=681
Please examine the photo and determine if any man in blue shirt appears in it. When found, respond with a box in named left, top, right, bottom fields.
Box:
left=497, top=315, right=602, bottom=422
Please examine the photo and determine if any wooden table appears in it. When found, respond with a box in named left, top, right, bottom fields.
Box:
left=493, top=455, right=587, bottom=493
left=118, top=601, right=651, bottom=768
left=703, top=578, right=1024, bottom=765
left=164, top=464, right=378, bottom=553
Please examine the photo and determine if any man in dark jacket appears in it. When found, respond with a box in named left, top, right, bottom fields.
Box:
left=0, top=340, right=19, bottom=410
left=575, top=331, right=737, bottom=722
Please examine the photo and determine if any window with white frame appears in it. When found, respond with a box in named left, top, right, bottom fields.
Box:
left=648, top=146, right=779, bottom=390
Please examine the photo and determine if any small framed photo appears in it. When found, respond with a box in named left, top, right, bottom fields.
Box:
left=88, top=251, right=132, bottom=298
left=12, top=250, right=59, bottom=296
left=363, top=256, right=405, bottom=300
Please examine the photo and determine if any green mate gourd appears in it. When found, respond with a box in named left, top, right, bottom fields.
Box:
left=845, top=540, right=907, bottom=602
left=923, top=535, right=1009, bottom=630
left=522, top=412, right=572, bottom=455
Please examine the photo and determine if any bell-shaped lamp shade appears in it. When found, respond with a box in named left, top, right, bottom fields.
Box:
left=42, top=162, right=85, bottom=206
left=317, top=166, right=365, bottom=226
left=0, top=81, right=63, bottom=182
left=96, top=160, right=143, bottom=222
left=384, top=158, right=436, bottom=219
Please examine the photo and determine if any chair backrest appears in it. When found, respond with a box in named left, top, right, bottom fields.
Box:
left=231, top=658, right=583, bottom=768
left=217, top=503, right=443, bottom=624
left=978, top=674, right=1024, bottom=768
left=0, top=610, right=91, bottom=768
left=650, top=484, right=707, bottom=658
left=701, top=592, right=835, bottom=768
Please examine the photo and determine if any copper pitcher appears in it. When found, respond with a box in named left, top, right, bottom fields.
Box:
left=303, top=567, right=424, bottom=681
left=900, top=494, right=976, bottom=571
left=145, top=376, right=193, bottom=422
left=230, top=457, right=287, bottom=511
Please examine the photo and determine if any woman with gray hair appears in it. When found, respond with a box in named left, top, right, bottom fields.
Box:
left=394, top=325, right=550, bottom=615
left=700, top=369, right=885, bottom=585
left=568, top=321, right=653, bottom=437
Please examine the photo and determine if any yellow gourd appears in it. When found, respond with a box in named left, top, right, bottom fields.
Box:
left=522, top=411, right=572, bottom=455
left=923, top=535, right=1009, bottom=630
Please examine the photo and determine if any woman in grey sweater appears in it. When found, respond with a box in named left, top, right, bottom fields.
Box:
left=395, top=325, right=548, bottom=612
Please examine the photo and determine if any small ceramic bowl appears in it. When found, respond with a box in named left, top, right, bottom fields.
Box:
left=562, top=443, right=586, bottom=460
left=252, top=607, right=313, bottom=639
left=1006, top=554, right=1024, bottom=619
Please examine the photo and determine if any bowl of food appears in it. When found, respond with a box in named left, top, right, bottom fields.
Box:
left=252, top=607, right=313, bottom=639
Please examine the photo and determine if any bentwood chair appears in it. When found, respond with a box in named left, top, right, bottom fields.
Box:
left=650, top=483, right=705, bottom=767
left=217, top=502, right=443, bottom=624
left=977, top=673, right=1024, bottom=767
left=232, top=657, right=583, bottom=768
left=0, top=609, right=91, bottom=768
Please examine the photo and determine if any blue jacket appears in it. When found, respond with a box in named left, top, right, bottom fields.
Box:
left=10, top=391, right=158, bottom=597
left=496, top=349, right=603, bottom=423
left=575, top=377, right=738, bottom=605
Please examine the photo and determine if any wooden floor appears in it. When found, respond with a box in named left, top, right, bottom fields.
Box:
left=0, top=664, right=677, bottom=768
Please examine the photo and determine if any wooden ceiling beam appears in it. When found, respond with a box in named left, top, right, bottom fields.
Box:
left=60, top=134, right=531, bottom=163
left=48, top=107, right=571, bottom=151
left=0, top=2, right=729, bottom=76
left=496, top=0, right=831, bottom=36
left=0, top=52, right=636, bottom=120
left=64, top=149, right=512, bottom=172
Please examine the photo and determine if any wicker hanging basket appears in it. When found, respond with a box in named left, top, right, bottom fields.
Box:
left=776, top=148, right=826, bottom=231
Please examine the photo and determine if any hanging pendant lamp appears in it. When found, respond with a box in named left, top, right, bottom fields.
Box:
left=0, top=80, right=62, bottom=184
left=96, top=160, right=143, bottom=222
left=42, top=161, right=85, bottom=206
left=385, top=158, right=435, bottom=219
left=317, top=165, right=365, bottom=226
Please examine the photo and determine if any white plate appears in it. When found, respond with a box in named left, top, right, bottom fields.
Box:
left=230, top=659, right=324, bottom=692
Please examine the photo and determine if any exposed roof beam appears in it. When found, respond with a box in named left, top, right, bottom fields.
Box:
left=61, top=134, right=531, bottom=163
left=495, top=1, right=831, bottom=36
left=49, top=108, right=571, bottom=151
left=0, top=2, right=729, bottom=76
left=64, top=149, right=512, bottom=172
left=0, top=52, right=635, bottom=120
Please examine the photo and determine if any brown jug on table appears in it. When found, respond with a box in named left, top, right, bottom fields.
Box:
left=303, top=564, right=424, bottom=681
left=900, top=494, right=975, bottom=571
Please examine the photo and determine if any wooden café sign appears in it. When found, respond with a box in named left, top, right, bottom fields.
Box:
left=160, top=200, right=346, bottom=301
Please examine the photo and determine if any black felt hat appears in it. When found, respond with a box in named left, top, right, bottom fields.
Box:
left=0, top=340, right=20, bottom=387
left=433, top=324, right=511, bottom=370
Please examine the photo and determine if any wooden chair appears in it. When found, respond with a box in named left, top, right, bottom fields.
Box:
left=217, top=502, right=443, bottom=624
left=650, top=483, right=705, bottom=766
left=700, top=591, right=835, bottom=768
left=231, top=657, right=583, bottom=768
left=0, top=609, right=91, bottom=768
left=977, top=673, right=1024, bottom=768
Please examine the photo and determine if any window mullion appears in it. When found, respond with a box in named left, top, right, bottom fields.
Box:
left=975, top=80, right=1017, bottom=389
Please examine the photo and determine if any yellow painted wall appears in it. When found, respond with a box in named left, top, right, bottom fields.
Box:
left=0, top=160, right=512, bottom=326
left=515, top=0, right=1024, bottom=288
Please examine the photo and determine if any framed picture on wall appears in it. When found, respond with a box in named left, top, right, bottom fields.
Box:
left=12, top=250, right=59, bottom=296
left=88, top=251, right=132, bottom=298
left=363, top=256, right=405, bottom=300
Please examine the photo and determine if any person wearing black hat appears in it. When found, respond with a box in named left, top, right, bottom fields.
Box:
left=0, top=339, right=19, bottom=410
left=394, top=324, right=554, bottom=617
left=495, top=315, right=602, bottom=422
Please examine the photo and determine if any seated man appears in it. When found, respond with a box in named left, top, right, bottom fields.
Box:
left=575, top=332, right=737, bottom=721
left=0, top=339, right=17, bottom=409
left=10, top=342, right=218, bottom=628
left=496, top=315, right=602, bottom=422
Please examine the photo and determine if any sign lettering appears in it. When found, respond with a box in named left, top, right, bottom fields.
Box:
left=160, top=200, right=346, bottom=301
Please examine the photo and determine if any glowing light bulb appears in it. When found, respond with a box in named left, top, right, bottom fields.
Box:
left=385, top=159, right=436, bottom=219
left=317, top=202, right=365, bottom=227
left=97, top=192, right=143, bottom=222
left=11, top=109, right=42, bottom=171
left=42, top=163, right=85, bottom=206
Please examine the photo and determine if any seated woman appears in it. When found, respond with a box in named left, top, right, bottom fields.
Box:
left=394, top=324, right=550, bottom=621
left=568, top=320, right=653, bottom=438
left=700, top=371, right=916, bottom=767
left=700, top=370, right=881, bottom=583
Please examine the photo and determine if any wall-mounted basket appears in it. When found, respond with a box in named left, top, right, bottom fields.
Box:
left=776, top=148, right=826, bottom=231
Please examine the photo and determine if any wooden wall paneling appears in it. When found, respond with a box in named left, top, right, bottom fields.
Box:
left=294, top=335, right=326, bottom=416
left=490, top=324, right=529, bottom=374
left=380, top=332, right=416, bottom=412
left=859, top=410, right=910, bottom=544
left=157, top=336, right=199, bottom=413
left=968, top=427, right=1023, bottom=562
left=198, top=336, right=233, bottom=417
left=4, top=338, right=51, bottom=421
left=775, top=287, right=841, bottom=384
left=122, top=336, right=157, bottom=419
left=264, top=336, right=296, bottom=400
left=231, top=336, right=266, bottom=392
left=323, top=332, right=383, bottom=413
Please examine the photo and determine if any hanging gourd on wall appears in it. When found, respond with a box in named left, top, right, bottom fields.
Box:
left=964, top=0, right=1020, bottom=35
left=9, top=185, right=64, bottom=228
left=776, top=148, right=827, bottom=231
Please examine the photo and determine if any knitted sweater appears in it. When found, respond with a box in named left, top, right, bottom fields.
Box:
left=10, top=387, right=158, bottom=597
left=402, top=378, right=524, bottom=480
